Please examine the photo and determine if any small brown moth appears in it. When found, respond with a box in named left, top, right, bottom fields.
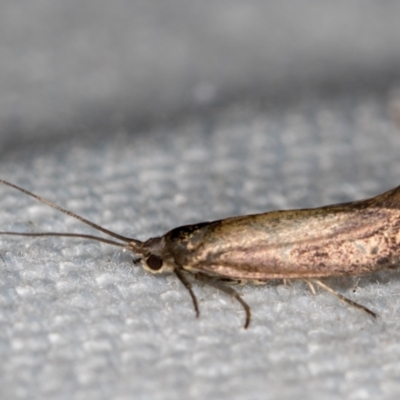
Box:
left=1, top=179, right=399, bottom=328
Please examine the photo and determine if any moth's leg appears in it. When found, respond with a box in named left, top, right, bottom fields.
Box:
left=195, top=273, right=251, bottom=329
left=174, top=268, right=200, bottom=318
left=304, top=279, right=317, bottom=295
left=311, top=279, right=377, bottom=318
left=352, top=278, right=361, bottom=293
left=283, top=279, right=292, bottom=287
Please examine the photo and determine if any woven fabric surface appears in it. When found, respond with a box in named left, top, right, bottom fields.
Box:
left=1, top=2, right=400, bottom=400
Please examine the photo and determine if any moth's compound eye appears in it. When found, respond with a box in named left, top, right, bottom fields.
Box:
left=146, top=254, right=163, bottom=271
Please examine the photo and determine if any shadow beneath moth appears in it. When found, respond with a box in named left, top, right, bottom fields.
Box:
left=1, top=179, right=400, bottom=328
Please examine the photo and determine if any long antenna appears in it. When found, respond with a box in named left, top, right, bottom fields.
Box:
left=0, top=179, right=143, bottom=248
left=0, top=232, right=128, bottom=248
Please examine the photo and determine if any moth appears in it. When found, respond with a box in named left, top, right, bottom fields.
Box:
left=1, top=179, right=400, bottom=328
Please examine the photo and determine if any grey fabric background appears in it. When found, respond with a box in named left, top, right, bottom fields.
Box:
left=1, top=2, right=400, bottom=399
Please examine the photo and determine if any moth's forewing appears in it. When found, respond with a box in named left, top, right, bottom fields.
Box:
left=165, top=190, right=400, bottom=281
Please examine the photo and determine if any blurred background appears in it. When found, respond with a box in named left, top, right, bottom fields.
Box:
left=2, top=0, right=400, bottom=148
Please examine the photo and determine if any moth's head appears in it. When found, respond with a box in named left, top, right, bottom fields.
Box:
left=130, top=236, right=175, bottom=274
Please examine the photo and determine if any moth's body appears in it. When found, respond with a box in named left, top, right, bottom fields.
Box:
left=2, top=178, right=400, bottom=328
left=138, top=188, right=400, bottom=284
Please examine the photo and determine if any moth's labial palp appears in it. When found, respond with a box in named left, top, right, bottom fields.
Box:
left=132, top=257, right=142, bottom=265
